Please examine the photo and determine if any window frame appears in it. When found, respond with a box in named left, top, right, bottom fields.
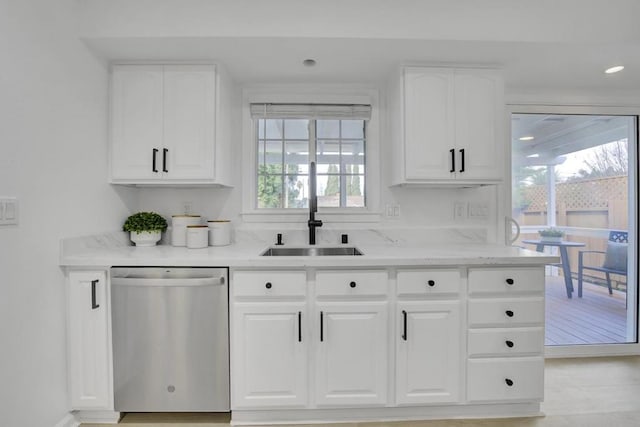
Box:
left=241, top=86, right=381, bottom=223
left=255, top=117, right=367, bottom=210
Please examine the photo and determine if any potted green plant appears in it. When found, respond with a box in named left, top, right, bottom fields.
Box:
left=123, top=212, right=168, bottom=247
left=538, top=227, right=564, bottom=243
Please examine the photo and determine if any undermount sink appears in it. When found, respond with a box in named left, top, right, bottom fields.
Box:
left=260, top=246, right=364, bottom=256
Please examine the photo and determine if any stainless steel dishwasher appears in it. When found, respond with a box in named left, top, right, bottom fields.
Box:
left=111, top=267, right=229, bottom=412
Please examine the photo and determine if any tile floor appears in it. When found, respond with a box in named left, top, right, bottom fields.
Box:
left=84, top=356, right=640, bottom=427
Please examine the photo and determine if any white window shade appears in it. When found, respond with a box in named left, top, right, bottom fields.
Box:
left=250, top=103, right=372, bottom=120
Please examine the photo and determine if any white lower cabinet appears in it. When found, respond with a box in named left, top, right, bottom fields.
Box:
left=232, top=302, right=307, bottom=408
left=395, top=300, right=460, bottom=405
left=467, top=266, right=546, bottom=403
left=230, top=265, right=546, bottom=421
left=315, top=301, right=388, bottom=406
left=67, top=270, right=112, bottom=410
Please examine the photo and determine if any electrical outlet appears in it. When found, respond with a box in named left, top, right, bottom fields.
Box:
left=385, top=204, right=400, bottom=218
left=183, top=201, right=193, bottom=215
left=453, top=202, right=468, bottom=221
left=468, top=203, right=489, bottom=219
left=0, top=198, right=18, bottom=225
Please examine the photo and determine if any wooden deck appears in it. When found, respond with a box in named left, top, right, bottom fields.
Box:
left=545, top=275, right=630, bottom=345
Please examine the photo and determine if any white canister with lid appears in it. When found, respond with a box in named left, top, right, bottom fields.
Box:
left=186, top=225, right=209, bottom=249
left=208, top=220, right=232, bottom=246
left=171, top=215, right=201, bottom=246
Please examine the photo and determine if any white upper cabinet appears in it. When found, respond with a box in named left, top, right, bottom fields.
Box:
left=390, top=66, right=505, bottom=185
left=110, top=64, right=232, bottom=185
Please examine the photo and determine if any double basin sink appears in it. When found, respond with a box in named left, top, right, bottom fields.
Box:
left=261, top=246, right=363, bottom=256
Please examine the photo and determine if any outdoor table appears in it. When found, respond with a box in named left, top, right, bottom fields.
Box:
left=522, top=239, right=586, bottom=298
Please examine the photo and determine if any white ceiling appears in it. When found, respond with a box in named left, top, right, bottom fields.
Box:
left=79, top=0, right=640, bottom=92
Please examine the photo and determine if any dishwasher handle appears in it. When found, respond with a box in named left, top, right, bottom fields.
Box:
left=111, top=276, right=225, bottom=287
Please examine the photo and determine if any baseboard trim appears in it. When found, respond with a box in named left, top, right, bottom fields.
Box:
left=72, top=410, right=121, bottom=425
left=231, top=403, right=542, bottom=425
left=53, top=413, right=79, bottom=427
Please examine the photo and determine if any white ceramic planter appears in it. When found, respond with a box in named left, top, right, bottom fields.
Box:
left=130, top=230, right=161, bottom=247
left=540, top=236, right=563, bottom=243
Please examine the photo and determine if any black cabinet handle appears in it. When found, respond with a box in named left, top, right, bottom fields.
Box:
left=162, top=148, right=169, bottom=172
left=449, top=148, right=455, bottom=173
left=505, top=340, right=514, bottom=348
left=265, top=282, right=272, bottom=289
left=152, top=148, right=159, bottom=173
left=91, top=280, right=99, bottom=310
left=320, top=311, right=324, bottom=342
left=506, top=278, right=514, bottom=285
left=349, top=281, right=356, bottom=288
left=298, top=311, right=302, bottom=342
left=459, top=148, right=465, bottom=173
left=505, top=310, right=514, bottom=318
left=427, top=280, right=435, bottom=287
left=402, top=310, right=407, bottom=341
left=505, top=378, right=514, bottom=387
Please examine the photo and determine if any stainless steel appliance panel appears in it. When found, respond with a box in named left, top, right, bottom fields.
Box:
left=111, top=267, right=229, bottom=412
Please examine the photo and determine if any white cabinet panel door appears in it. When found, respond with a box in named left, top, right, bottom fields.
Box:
left=110, top=66, right=163, bottom=180
left=403, top=68, right=455, bottom=180
left=232, top=302, right=307, bottom=409
left=68, top=270, right=112, bottom=409
left=163, top=65, right=216, bottom=180
left=396, top=301, right=461, bottom=405
left=315, top=302, right=388, bottom=407
left=454, top=69, right=504, bottom=180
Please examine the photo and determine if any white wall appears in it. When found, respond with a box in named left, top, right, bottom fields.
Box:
left=0, top=1, right=135, bottom=425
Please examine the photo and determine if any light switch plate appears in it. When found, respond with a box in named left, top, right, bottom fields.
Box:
left=0, top=198, right=18, bottom=225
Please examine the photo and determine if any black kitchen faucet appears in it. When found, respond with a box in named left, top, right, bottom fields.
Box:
left=308, top=161, right=323, bottom=244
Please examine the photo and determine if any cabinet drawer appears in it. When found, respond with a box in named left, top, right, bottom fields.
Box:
left=316, top=270, right=387, bottom=297
left=397, top=269, right=460, bottom=296
left=468, top=298, right=544, bottom=327
left=468, top=327, right=544, bottom=357
left=233, top=271, right=306, bottom=298
left=467, top=357, right=544, bottom=402
left=468, top=267, right=544, bottom=294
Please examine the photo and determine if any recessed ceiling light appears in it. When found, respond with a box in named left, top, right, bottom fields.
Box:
left=527, top=154, right=540, bottom=158
left=303, top=59, right=317, bottom=67
left=605, top=65, right=624, bottom=74
left=519, top=136, right=535, bottom=141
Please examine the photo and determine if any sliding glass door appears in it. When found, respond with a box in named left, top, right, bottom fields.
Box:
left=511, top=112, right=637, bottom=350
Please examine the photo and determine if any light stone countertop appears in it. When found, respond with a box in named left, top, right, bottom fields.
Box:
left=60, top=229, right=559, bottom=268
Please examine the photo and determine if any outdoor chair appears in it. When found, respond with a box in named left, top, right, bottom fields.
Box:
left=577, top=230, right=628, bottom=298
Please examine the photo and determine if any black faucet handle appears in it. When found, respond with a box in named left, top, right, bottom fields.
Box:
left=276, top=233, right=283, bottom=245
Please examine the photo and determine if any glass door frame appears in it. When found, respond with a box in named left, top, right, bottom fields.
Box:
left=506, top=103, right=640, bottom=358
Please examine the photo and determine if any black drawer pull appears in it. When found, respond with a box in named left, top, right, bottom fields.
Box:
left=505, top=340, right=514, bottom=348
left=152, top=148, right=159, bottom=173
left=265, top=282, right=272, bottom=289
left=91, top=279, right=99, bottom=309
left=505, top=310, right=514, bottom=317
left=449, top=148, right=455, bottom=173
left=427, top=280, right=435, bottom=287
left=506, top=278, right=514, bottom=285
left=402, top=310, right=407, bottom=341
left=349, top=281, right=356, bottom=288
left=505, top=378, right=514, bottom=387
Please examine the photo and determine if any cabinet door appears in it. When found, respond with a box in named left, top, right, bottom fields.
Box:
left=403, top=68, right=455, bottom=180
left=67, top=270, right=112, bottom=409
left=110, top=65, right=163, bottom=181
left=396, top=301, right=460, bottom=405
left=163, top=65, right=216, bottom=180
left=315, top=301, right=388, bottom=407
left=232, top=302, right=307, bottom=409
left=454, top=69, right=504, bottom=180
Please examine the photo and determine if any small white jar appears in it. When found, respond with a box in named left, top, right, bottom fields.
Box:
left=186, top=225, right=209, bottom=249
left=208, top=220, right=232, bottom=246
left=171, top=215, right=201, bottom=246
